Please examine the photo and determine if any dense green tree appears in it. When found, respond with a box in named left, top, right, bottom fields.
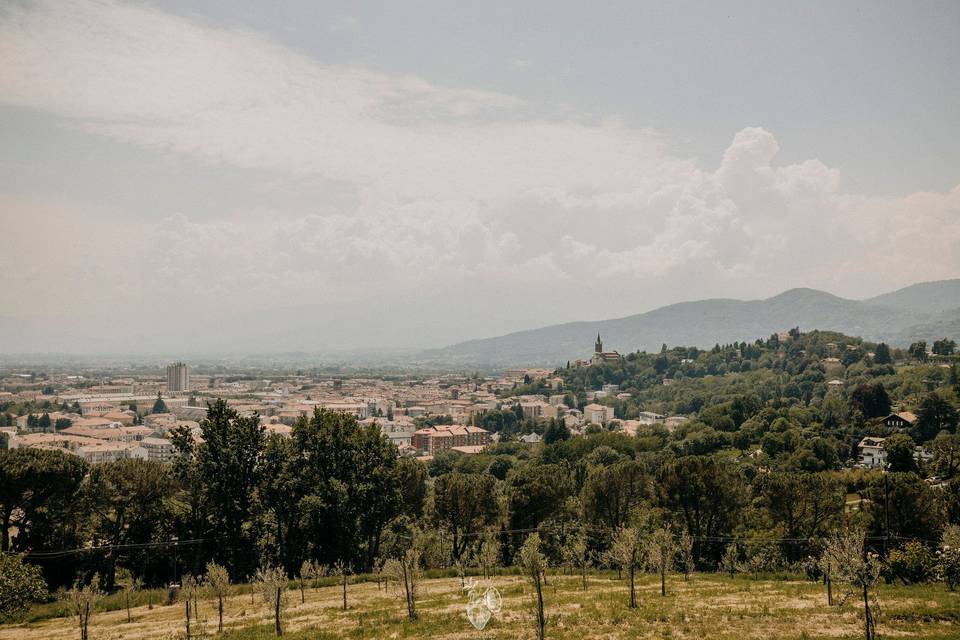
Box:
left=873, top=343, right=893, bottom=365
left=849, top=383, right=891, bottom=419
left=581, top=459, right=649, bottom=531
left=933, top=339, right=957, bottom=356
left=85, top=459, right=176, bottom=590
left=0, top=449, right=87, bottom=553
left=913, top=393, right=959, bottom=441
left=257, top=435, right=304, bottom=573
left=508, top=462, right=574, bottom=531
left=151, top=392, right=168, bottom=414
left=909, top=341, right=928, bottom=361
left=170, top=399, right=265, bottom=580
left=293, top=407, right=403, bottom=571
left=883, top=433, right=917, bottom=472
left=657, top=456, right=747, bottom=564
left=867, top=473, right=944, bottom=542
left=543, top=419, right=571, bottom=444
left=757, top=472, right=845, bottom=547
left=396, top=457, right=428, bottom=517
left=932, top=432, right=960, bottom=479
left=431, top=472, right=499, bottom=562
left=486, top=455, right=514, bottom=480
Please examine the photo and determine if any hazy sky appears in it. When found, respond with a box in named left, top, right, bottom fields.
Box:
left=1, top=0, right=959, bottom=353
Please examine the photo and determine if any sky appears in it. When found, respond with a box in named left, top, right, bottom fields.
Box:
left=1, top=0, right=959, bottom=354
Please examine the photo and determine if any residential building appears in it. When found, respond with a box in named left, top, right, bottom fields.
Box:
left=166, top=362, right=190, bottom=393
left=139, top=437, right=175, bottom=462
left=883, top=412, right=918, bottom=429
left=412, top=424, right=490, bottom=454
left=583, top=403, right=614, bottom=425
left=858, top=437, right=886, bottom=468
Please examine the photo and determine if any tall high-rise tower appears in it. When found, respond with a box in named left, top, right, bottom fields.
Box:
left=166, top=362, right=190, bottom=393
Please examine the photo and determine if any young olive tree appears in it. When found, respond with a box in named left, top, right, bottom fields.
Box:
left=297, top=560, right=310, bottom=604
left=256, top=565, right=288, bottom=637
left=678, top=529, right=695, bottom=581
left=332, top=561, right=349, bottom=611
left=117, top=568, right=141, bottom=624
left=301, top=560, right=322, bottom=591
left=181, top=574, right=204, bottom=640
left=478, top=528, right=501, bottom=580
left=646, top=526, right=675, bottom=597
left=823, top=528, right=882, bottom=640
left=720, top=542, right=740, bottom=578
left=609, top=526, right=644, bottom=608
left=519, top=533, right=547, bottom=640
left=69, top=574, right=102, bottom=640
left=562, top=530, right=590, bottom=591
left=205, top=561, right=231, bottom=633
left=384, top=535, right=424, bottom=621
left=816, top=548, right=834, bottom=606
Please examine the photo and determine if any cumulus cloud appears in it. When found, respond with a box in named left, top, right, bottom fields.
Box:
left=0, top=0, right=958, bottom=348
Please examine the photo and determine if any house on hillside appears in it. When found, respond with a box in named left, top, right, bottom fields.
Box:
left=583, top=403, right=614, bottom=425
left=519, top=432, right=542, bottom=444
left=858, top=437, right=886, bottom=468
left=883, top=412, right=918, bottom=429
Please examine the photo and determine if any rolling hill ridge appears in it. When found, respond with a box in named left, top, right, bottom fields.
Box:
left=422, top=279, right=960, bottom=367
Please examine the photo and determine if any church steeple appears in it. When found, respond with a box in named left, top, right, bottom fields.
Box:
left=595, top=333, right=603, bottom=353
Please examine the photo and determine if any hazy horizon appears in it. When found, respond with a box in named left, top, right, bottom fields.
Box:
left=2, top=1, right=959, bottom=355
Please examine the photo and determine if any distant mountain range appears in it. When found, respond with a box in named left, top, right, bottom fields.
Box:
left=420, top=279, right=960, bottom=367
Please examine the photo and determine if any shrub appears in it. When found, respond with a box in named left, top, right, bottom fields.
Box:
left=885, top=542, right=937, bottom=584
left=939, top=525, right=960, bottom=591
left=0, top=554, right=48, bottom=621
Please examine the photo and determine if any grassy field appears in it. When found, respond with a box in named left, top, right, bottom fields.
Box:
left=4, top=571, right=959, bottom=640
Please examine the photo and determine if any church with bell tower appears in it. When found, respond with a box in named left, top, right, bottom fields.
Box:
left=590, top=333, right=621, bottom=365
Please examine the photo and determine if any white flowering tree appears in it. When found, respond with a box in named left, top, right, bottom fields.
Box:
left=823, top=527, right=882, bottom=640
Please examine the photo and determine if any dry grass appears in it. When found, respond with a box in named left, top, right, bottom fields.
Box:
left=4, top=571, right=959, bottom=640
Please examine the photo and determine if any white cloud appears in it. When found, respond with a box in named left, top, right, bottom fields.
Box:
left=0, top=0, right=958, bottom=348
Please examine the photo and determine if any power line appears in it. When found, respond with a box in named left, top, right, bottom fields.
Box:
left=13, top=536, right=224, bottom=559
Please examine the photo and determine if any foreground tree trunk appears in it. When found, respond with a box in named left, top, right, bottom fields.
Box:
left=534, top=570, right=545, bottom=640
left=275, top=586, right=283, bottom=636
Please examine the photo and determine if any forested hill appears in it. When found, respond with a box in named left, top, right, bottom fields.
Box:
left=422, top=279, right=960, bottom=367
